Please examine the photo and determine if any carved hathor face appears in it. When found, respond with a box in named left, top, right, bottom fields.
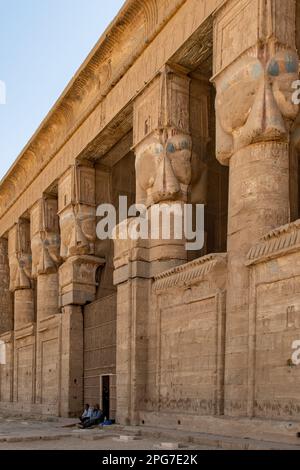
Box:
left=135, top=132, right=192, bottom=207
left=215, top=51, right=299, bottom=162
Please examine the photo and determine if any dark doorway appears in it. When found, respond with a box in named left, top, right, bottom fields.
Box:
left=102, top=375, right=110, bottom=419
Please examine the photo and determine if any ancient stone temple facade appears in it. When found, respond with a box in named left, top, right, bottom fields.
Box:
left=1, top=0, right=300, bottom=434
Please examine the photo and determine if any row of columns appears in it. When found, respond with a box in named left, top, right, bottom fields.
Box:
left=0, top=164, right=104, bottom=415
left=1, top=0, right=300, bottom=421
left=213, top=0, right=300, bottom=415
left=113, top=0, right=300, bottom=423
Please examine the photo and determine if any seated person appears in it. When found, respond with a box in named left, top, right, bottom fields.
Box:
left=81, top=404, right=104, bottom=429
left=79, top=404, right=93, bottom=424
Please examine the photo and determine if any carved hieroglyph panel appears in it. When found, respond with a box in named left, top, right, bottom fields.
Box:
left=214, top=0, right=296, bottom=74
left=133, top=76, right=161, bottom=146
left=254, top=277, right=300, bottom=419
left=16, top=344, right=34, bottom=403
left=58, top=170, right=73, bottom=213
left=41, top=339, right=59, bottom=405
left=58, top=166, right=95, bottom=211
left=133, top=68, right=190, bottom=147
left=214, top=0, right=260, bottom=74
left=158, top=296, right=219, bottom=414
left=0, top=336, right=13, bottom=402
left=30, top=198, right=59, bottom=238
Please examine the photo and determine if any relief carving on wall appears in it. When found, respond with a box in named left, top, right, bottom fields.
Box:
left=30, top=197, right=61, bottom=277
left=58, top=165, right=96, bottom=259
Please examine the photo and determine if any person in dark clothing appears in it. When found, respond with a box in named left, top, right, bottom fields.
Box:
left=79, top=404, right=93, bottom=424
left=81, top=404, right=104, bottom=429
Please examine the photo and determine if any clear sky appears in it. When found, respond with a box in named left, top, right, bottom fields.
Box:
left=0, top=0, right=125, bottom=180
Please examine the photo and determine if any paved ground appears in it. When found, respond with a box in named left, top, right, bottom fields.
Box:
left=0, top=416, right=214, bottom=450
left=0, top=436, right=211, bottom=451
left=0, top=415, right=299, bottom=450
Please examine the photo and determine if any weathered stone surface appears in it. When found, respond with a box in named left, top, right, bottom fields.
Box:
left=0, top=0, right=300, bottom=445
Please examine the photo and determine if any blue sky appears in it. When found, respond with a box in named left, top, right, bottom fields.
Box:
left=0, top=0, right=125, bottom=180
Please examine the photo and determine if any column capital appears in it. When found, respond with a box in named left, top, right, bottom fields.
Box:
left=212, top=0, right=299, bottom=165
left=59, top=255, right=105, bottom=307
left=0, top=238, right=13, bottom=333
left=8, top=219, right=32, bottom=292
left=133, top=66, right=192, bottom=207
left=58, top=164, right=96, bottom=259
left=30, top=195, right=61, bottom=278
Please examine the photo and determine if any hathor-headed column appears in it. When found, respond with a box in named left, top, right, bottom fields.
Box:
left=8, top=219, right=34, bottom=330
left=134, top=65, right=192, bottom=265
left=114, top=66, right=196, bottom=425
left=0, top=238, right=13, bottom=333
left=212, top=0, right=299, bottom=416
left=58, top=163, right=104, bottom=417
left=31, top=196, right=61, bottom=321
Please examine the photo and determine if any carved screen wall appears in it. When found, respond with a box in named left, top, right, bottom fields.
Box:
left=16, top=343, right=35, bottom=403
left=146, top=256, right=227, bottom=416
left=83, top=294, right=117, bottom=410
left=0, top=334, right=13, bottom=402
left=41, top=338, right=59, bottom=406
left=156, top=292, right=225, bottom=415
left=251, top=260, right=300, bottom=420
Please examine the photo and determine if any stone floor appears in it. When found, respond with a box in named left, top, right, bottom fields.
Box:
left=0, top=415, right=213, bottom=450
left=0, top=415, right=299, bottom=450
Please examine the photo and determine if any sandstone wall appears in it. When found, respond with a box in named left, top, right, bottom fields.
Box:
left=134, top=255, right=227, bottom=419
left=84, top=294, right=117, bottom=418
left=247, top=222, right=300, bottom=420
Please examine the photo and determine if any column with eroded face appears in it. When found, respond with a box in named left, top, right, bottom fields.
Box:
left=58, top=163, right=104, bottom=417
left=213, top=0, right=299, bottom=416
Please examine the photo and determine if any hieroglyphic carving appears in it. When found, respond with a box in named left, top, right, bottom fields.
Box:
left=30, top=196, right=61, bottom=277
left=58, top=165, right=96, bottom=259
left=8, top=219, right=32, bottom=292
left=213, top=0, right=296, bottom=75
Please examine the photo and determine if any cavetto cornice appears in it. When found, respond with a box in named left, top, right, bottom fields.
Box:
left=0, top=0, right=187, bottom=221
left=153, top=253, right=227, bottom=291
left=247, top=220, right=300, bottom=265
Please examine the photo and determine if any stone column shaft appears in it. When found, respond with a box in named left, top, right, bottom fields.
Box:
left=31, top=196, right=61, bottom=321
left=0, top=238, right=13, bottom=333
left=114, top=66, right=205, bottom=424
left=58, top=163, right=104, bottom=417
left=8, top=219, right=34, bottom=330
left=213, top=0, right=299, bottom=415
